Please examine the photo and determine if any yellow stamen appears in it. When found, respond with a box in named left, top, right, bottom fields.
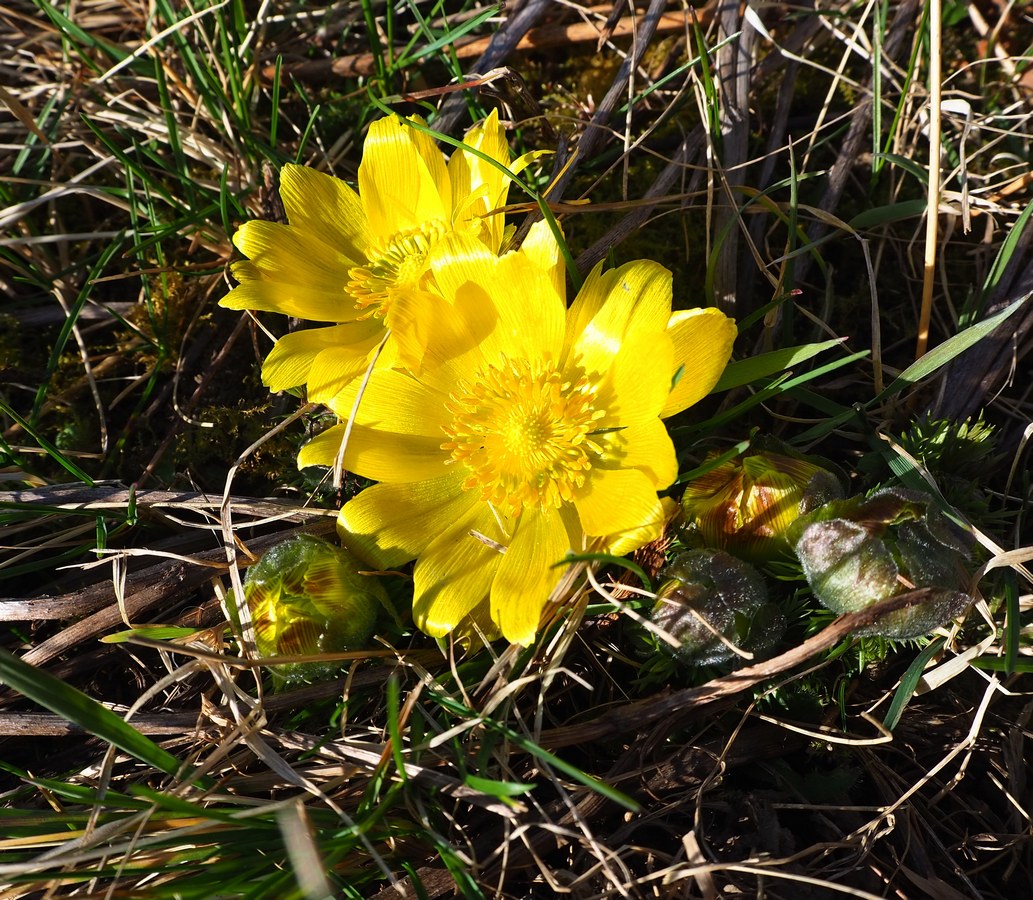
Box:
left=441, top=356, right=605, bottom=517
left=347, top=221, right=446, bottom=318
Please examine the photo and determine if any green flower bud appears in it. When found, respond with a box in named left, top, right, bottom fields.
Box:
left=651, top=549, right=784, bottom=665
left=235, top=535, right=387, bottom=683
left=790, top=487, right=973, bottom=638
left=681, top=444, right=843, bottom=562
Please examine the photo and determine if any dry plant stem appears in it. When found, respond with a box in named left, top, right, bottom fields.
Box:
left=574, top=126, right=706, bottom=273
left=711, top=2, right=756, bottom=316
left=0, top=711, right=202, bottom=736
left=796, top=0, right=921, bottom=289
left=430, top=0, right=551, bottom=135
left=545, top=0, right=673, bottom=204
left=916, top=0, right=942, bottom=359
left=6, top=522, right=333, bottom=672
left=258, top=4, right=701, bottom=90
left=537, top=588, right=943, bottom=750
left=471, top=724, right=808, bottom=891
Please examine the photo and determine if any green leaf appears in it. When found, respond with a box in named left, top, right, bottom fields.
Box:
left=980, top=196, right=1033, bottom=313
left=714, top=340, right=844, bottom=392
left=0, top=648, right=192, bottom=780
left=877, top=296, right=1029, bottom=400
left=100, top=626, right=205, bottom=644
left=870, top=153, right=930, bottom=184
left=849, top=199, right=928, bottom=230
left=462, top=773, right=536, bottom=801
left=883, top=638, right=945, bottom=731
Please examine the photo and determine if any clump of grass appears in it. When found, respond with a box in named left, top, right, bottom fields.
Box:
left=2, top=1, right=1032, bottom=897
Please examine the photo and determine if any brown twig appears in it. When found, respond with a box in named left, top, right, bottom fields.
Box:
left=537, top=588, right=943, bottom=750
left=258, top=7, right=698, bottom=86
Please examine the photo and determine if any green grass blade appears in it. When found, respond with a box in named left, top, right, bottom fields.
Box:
left=395, top=4, right=502, bottom=69
left=883, top=638, right=944, bottom=731
left=978, top=196, right=1033, bottom=319
left=714, top=340, right=845, bottom=392
left=1003, top=569, right=1020, bottom=676
left=0, top=648, right=189, bottom=779
left=0, top=400, right=95, bottom=484
left=876, top=295, right=1029, bottom=400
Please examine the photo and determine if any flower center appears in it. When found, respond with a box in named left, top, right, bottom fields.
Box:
left=347, top=221, right=446, bottom=318
left=441, top=356, right=605, bottom=517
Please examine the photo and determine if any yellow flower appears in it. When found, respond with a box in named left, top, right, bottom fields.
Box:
left=219, top=111, right=520, bottom=403
left=297, top=234, right=736, bottom=645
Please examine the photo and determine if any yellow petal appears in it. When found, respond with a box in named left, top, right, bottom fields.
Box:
left=413, top=506, right=503, bottom=638
left=491, top=246, right=566, bottom=362
left=449, top=109, right=510, bottom=249
left=329, top=368, right=448, bottom=437
left=491, top=508, right=570, bottom=645
left=662, top=308, right=737, bottom=417
left=279, top=164, right=375, bottom=262
left=610, top=418, right=678, bottom=489
left=566, top=259, right=672, bottom=372
left=597, top=327, right=674, bottom=428
left=564, top=261, right=609, bottom=355
left=451, top=598, right=502, bottom=649
left=263, top=321, right=382, bottom=392
left=297, top=422, right=448, bottom=482
left=226, top=221, right=355, bottom=321
left=337, top=471, right=474, bottom=568
left=518, top=219, right=566, bottom=302
left=306, top=344, right=383, bottom=406
left=601, top=496, right=676, bottom=557
left=358, top=115, right=448, bottom=237
left=424, top=233, right=565, bottom=376
left=386, top=286, right=497, bottom=376
left=575, top=466, right=664, bottom=538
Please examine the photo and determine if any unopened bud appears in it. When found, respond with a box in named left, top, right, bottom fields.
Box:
left=790, top=487, right=973, bottom=638
left=652, top=549, right=783, bottom=665
left=681, top=446, right=842, bottom=562
left=235, top=534, right=387, bottom=683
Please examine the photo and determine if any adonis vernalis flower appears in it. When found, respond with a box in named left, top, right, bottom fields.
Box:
left=220, top=111, right=522, bottom=404
left=297, top=233, right=736, bottom=645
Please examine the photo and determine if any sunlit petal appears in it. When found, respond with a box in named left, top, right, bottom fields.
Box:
left=491, top=508, right=570, bottom=645
left=662, top=307, right=737, bottom=417
left=449, top=109, right=510, bottom=249
left=567, top=259, right=672, bottom=372
left=388, top=284, right=498, bottom=377
left=598, top=496, right=676, bottom=557
left=329, top=367, right=448, bottom=437
left=232, top=221, right=355, bottom=293
left=575, top=466, right=665, bottom=538
left=358, top=115, right=448, bottom=237
left=413, top=506, right=503, bottom=638
left=298, top=422, right=447, bottom=483
left=279, top=163, right=375, bottom=261
left=338, top=471, right=474, bottom=568
left=264, top=321, right=382, bottom=393
left=606, top=418, right=678, bottom=488
left=519, top=219, right=566, bottom=302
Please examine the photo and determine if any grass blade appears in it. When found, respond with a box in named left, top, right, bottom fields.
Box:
left=0, top=648, right=191, bottom=780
